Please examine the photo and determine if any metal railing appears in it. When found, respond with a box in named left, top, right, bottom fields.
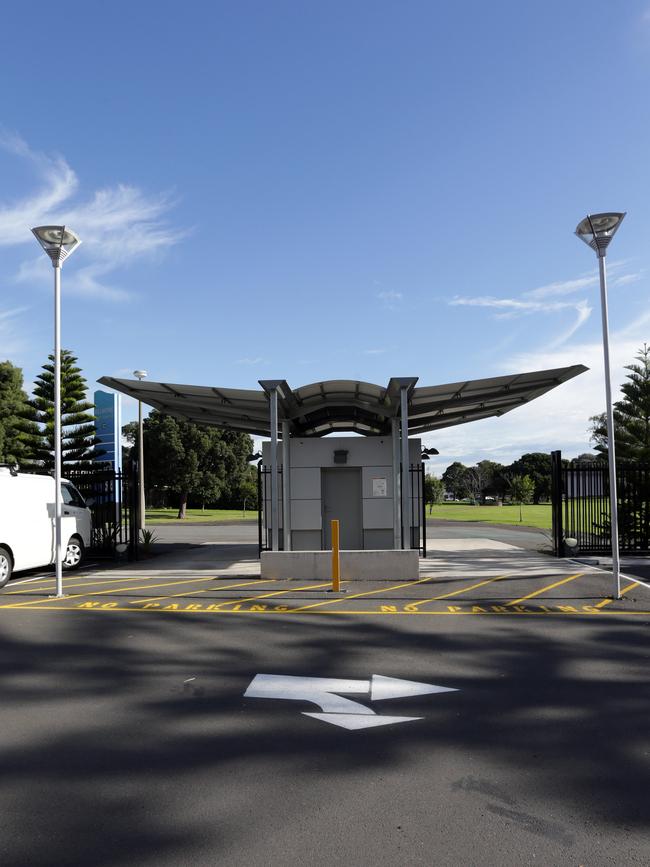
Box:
left=551, top=450, right=650, bottom=556
left=67, top=464, right=138, bottom=560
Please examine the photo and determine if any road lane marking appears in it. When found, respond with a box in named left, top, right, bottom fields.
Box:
left=406, top=572, right=513, bottom=608
left=1, top=603, right=649, bottom=616
left=5, top=576, right=153, bottom=595
left=507, top=573, right=584, bottom=606
left=288, top=576, right=434, bottom=613
left=244, top=673, right=456, bottom=729
left=595, top=580, right=640, bottom=608
left=129, top=577, right=277, bottom=604
left=208, top=581, right=335, bottom=609
left=0, top=574, right=233, bottom=608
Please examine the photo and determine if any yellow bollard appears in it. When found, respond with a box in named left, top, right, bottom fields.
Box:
left=331, top=519, right=340, bottom=592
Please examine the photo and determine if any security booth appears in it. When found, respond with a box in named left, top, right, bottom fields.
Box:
left=260, top=433, right=424, bottom=553
left=98, top=364, right=588, bottom=578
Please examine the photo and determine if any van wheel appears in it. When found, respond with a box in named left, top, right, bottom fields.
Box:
left=63, top=537, right=84, bottom=570
left=0, top=546, right=13, bottom=588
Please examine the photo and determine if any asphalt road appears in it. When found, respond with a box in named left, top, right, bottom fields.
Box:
left=1, top=601, right=649, bottom=866
left=2, top=522, right=648, bottom=866
left=144, top=518, right=552, bottom=551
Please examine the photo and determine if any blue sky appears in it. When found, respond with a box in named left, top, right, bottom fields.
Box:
left=1, top=1, right=650, bottom=474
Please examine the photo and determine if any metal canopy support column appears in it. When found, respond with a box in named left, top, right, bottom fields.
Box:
left=270, top=388, right=279, bottom=551
left=391, top=417, right=401, bottom=549
left=400, top=386, right=411, bottom=550
left=282, top=420, right=291, bottom=551
left=259, top=380, right=289, bottom=553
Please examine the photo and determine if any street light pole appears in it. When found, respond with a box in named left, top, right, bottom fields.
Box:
left=133, top=370, right=148, bottom=533
left=31, top=226, right=82, bottom=598
left=53, top=263, right=62, bottom=595
left=575, top=212, right=626, bottom=599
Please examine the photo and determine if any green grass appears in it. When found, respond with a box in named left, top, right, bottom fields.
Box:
left=145, top=508, right=257, bottom=524
left=145, top=503, right=553, bottom=529
left=427, top=502, right=552, bottom=530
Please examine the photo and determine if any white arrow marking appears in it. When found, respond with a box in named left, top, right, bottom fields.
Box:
left=370, top=674, right=458, bottom=702
left=303, top=713, right=423, bottom=730
left=244, top=674, right=374, bottom=714
left=244, top=673, right=458, bottom=730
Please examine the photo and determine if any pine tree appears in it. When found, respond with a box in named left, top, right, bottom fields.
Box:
left=0, top=360, right=40, bottom=468
left=590, top=343, right=650, bottom=463
left=25, top=349, right=101, bottom=473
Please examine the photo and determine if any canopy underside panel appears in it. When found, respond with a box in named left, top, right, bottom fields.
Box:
left=98, top=364, right=587, bottom=437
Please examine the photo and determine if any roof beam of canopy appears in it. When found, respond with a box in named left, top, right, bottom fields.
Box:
left=97, top=364, right=587, bottom=438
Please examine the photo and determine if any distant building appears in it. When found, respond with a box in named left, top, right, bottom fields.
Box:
left=94, top=390, right=122, bottom=473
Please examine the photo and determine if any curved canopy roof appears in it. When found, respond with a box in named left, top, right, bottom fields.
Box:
left=98, top=364, right=587, bottom=438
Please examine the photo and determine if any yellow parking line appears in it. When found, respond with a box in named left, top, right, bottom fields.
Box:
left=209, top=581, right=335, bottom=609
left=5, top=576, right=153, bottom=595
left=129, top=577, right=277, bottom=604
left=0, top=574, right=231, bottom=608
left=507, top=573, right=583, bottom=606
left=595, top=580, right=640, bottom=608
left=6, top=604, right=650, bottom=617
left=288, top=575, right=434, bottom=613
left=408, top=572, right=513, bottom=607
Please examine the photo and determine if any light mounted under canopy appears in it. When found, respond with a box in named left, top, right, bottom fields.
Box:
left=31, top=225, right=82, bottom=267
left=574, top=212, right=625, bottom=256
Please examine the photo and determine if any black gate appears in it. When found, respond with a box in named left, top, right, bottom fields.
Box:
left=409, top=463, right=426, bottom=556
left=258, top=463, right=283, bottom=555
left=551, top=450, right=650, bottom=556
left=67, top=463, right=139, bottom=560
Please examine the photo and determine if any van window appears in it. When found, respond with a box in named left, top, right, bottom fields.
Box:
left=61, top=483, right=86, bottom=508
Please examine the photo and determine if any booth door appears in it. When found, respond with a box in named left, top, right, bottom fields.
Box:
left=321, top=468, right=363, bottom=550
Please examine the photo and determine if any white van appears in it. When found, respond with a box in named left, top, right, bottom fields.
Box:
left=0, top=466, right=92, bottom=587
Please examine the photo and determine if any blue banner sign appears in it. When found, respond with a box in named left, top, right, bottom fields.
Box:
left=94, top=390, right=122, bottom=472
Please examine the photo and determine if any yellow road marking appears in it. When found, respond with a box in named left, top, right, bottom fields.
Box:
left=507, top=573, right=584, bottom=606
left=5, top=575, right=153, bottom=595
left=406, top=572, right=513, bottom=608
left=2, top=605, right=649, bottom=617
left=208, top=581, right=335, bottom=609
left=129, top=577, right=277, bottom=604
left=0, top=574, right=232, bottom=609
left=288, top=575, right=434, bottom=613
left=595, top=581, right=640, bottom=608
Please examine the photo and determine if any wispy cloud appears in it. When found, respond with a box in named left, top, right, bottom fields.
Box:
left=234, top=356, right=265, bottom=365
left=449, top=294, right=589, bottom=320
left=524, top=266, right=642, bottom=298
left=0, top=306, right=30, bottom=357
left=523, top=274, right=598, bottom=300
left=449, top=259, right=644, bottom=349
left=613, top=272, right=643, bottom=287
left=423, top=311, right=650, bottom=471
left=363, top=348, right=386, bottom=355
left=377, top=290, right=403, bottom=309
left=0, top=132, right=185, bottom=302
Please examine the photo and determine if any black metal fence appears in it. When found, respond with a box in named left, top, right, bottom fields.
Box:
left=258, top=463, right=283, bottom=555
left=67, top=464, right=139, bottom=560
left=551, top=450, right=650, bottom=556
left=409, top=463, right=426, bottom=556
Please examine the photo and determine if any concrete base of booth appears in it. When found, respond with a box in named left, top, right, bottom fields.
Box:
left=261, top=549, right=419, bottom=581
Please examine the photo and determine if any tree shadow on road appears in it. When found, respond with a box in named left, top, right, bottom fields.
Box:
left=0, top=610, right=648, bottom=865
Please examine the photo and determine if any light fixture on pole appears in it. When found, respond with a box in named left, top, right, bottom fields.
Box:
left=575, top=211, right=625, bottom=599
left=31, top=226, right=82, bottom=598
left=133, top=370, right=148, bottom=533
